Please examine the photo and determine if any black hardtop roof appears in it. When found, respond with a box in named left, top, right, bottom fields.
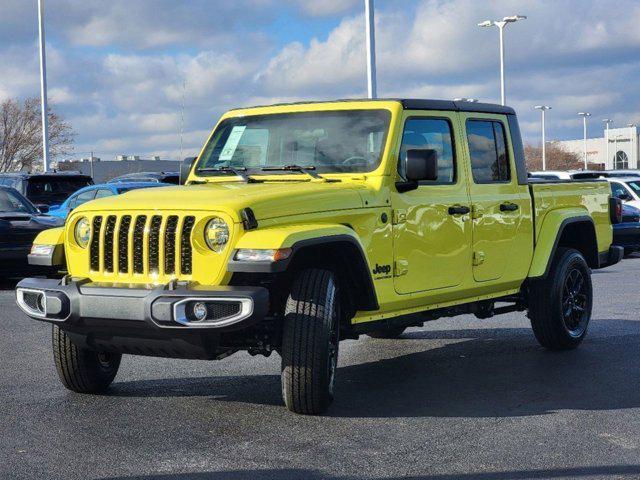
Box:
left=0, top=171, right=91, bottom=178
left=235, top=98, right=516, bottom=116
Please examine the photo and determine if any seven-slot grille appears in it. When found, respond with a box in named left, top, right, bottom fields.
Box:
left=89, top=214, right=196, bottom=277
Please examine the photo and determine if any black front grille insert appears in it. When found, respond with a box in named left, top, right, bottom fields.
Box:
left=148, top=215, right=162, bottom=274
left=118, top=216, right=132, bottom=273
left=132, top=216, right=147, bottom=274
left=103, top=216, right=117, bottom=272
left=90, top=216, right=103, bottom=271
left=180, top=216, right=195, bottom=275
left=164, top=216, right=179, bottom=275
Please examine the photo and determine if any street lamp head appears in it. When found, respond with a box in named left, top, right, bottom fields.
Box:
left=503, top=15, right=527, bottom=23
left=477, top=20, right=493, bottom=27
left=602, top=118, right=613, bottom=124
left=577, top=112, right=591, bottom=117
left=534, top=105, right=551, bottom=111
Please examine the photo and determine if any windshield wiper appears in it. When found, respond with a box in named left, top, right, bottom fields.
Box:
left=196, top=166, right=262, bottom=183
left=261, top=165, right=324, bottom=180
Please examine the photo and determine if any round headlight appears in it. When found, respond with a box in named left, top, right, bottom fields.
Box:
left=74, top=217, right=91, bottom=248
left=204, top=217, right=229, bottom=252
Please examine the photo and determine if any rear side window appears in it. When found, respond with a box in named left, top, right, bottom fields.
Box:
left=94, top=189, right=114, bottom=199
left=611, top=182, right=629, bottom=198
left=398, top=118, right=455, bottom=184
left=27, top=177, right=93, bottom=196
left=68, top=190, right=97, bottom=209
left=466, top=120, right=510, bottom=183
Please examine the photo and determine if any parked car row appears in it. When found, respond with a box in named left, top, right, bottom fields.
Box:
left=529, top=169, right=640, bottom=255
left=0, top=170, right=176, bottom=278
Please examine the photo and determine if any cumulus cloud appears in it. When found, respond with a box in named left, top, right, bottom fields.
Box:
left=1, top=0, right=640, bottom=160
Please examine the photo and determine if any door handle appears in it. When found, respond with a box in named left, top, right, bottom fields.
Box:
left=500, top=202, right=519, bottom=212
left=448, top=205, right=471, bottom=215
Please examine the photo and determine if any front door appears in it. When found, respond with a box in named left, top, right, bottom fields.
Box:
left=460, top=114, right=532, bottom=283
left=392, top=112, right=473, bottom=294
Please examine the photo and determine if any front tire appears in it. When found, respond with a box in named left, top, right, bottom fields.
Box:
left=52, top=325, right=121, bottom=393
left=528, top=248, right=593, bottom=350
left=280, top=269, right=340, bottom=415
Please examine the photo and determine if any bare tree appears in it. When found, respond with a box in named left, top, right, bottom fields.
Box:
left=0, top=97, right=74, bottom=172
left=524, top=143, right=596, bottom=171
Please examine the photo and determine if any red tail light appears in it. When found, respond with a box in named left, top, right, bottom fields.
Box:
left=609, top=197, right=623, bottom=224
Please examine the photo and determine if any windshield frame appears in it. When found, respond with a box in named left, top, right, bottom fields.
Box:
left=193, top=108, right=393, bottom=178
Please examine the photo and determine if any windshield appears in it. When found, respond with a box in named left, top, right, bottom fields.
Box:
left=117, top=184, right=164, bottom=194
left=0, top=189, right=37, bottom=214
left=626, top=181, right=640, bottom=193
left=196, top=109, right=391, bottom=175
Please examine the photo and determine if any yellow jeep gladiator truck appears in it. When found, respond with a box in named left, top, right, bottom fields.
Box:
left=16, top=99, right=622, bottom=415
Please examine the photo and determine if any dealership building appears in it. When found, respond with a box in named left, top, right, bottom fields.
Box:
left=553, top=125, right=638, bottom=169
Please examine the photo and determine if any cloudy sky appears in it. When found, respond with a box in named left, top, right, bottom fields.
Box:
left=1, top=0, right=639, bottom=161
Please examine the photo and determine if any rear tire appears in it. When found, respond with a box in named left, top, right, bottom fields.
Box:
left=52, top=325, right=121, bottom=393
left=367, top=326, right=407, bottom=339
left=528, top=248, right=593, bottom=350
left=280, top=268, right=340, bottom=415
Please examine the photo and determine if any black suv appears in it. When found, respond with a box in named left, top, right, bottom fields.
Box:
left=0, top=172, right=93, bottom=208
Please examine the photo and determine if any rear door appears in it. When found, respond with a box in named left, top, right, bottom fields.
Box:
left=392, top=111, right=473, bottom=294
left=460, top=114, right=533, bottom=284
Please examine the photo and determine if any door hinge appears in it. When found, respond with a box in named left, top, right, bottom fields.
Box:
left=473, top=251, right=485, bottom=266
left=392, top=209, right=407, bottom=225
left=471, top=204, right=483, bottom=220
left=394, top=259, right=409, bottom=277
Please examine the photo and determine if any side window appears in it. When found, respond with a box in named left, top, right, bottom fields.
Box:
left=610, top=182, right=628, bottom=199
left=94, top=189, right=114, bottom=199
left=69, top=190, right=96, bottom=209
left=398, top=118, right=455, bottom=184
left=467, top=120, right=511, bottom=183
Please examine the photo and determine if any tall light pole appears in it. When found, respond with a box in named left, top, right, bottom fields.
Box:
left=603, top=119, right=613, bottom=168
left=534, top=105, right=551, bottom=170
left=578, top=112, right=592, bottom=169
left=364, top=0, right=377, bottom=99
left=38, top=0, right=50, bottom=172
left=478, top=15, right=527, bottom=106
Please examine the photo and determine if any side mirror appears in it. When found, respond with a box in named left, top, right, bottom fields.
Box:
left=36, top=204, right=49, bottom=213
left=180, top=157, right=197, bottom=185
left=397, top=149, right=438, bottom=192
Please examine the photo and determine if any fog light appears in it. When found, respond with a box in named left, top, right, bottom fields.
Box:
left=192, top=302, right=208, bottom=321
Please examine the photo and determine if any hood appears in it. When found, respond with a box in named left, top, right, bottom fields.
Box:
left=75, top=181, right=369, bottom=221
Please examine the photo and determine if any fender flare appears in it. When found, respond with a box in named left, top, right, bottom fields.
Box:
left=228, top=224, right=379, bottom=311
left=528, top=212, right=597, bottom=279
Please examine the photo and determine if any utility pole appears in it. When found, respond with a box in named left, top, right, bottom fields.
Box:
left=37, top=0, right=50, bottom=172
left=603, top=119, right=613, bottom=168
left=478, top=15, right=526, bottom=106
left=578, top=112, right=591, bottom=169
left=364, top=0, right=377, bottom=99
left=534, top=106, right=551, bottom=170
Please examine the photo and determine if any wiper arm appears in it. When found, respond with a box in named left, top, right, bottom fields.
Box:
left=196, top=166, right=262, bottom=183
left=261, top=165, right=323, bottom=180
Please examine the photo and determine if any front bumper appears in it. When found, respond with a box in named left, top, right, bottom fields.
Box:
left=15, top=277, right=269, bottom=331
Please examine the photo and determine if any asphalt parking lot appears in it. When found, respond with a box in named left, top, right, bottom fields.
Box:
left=1, top=259, right=640, bottom=480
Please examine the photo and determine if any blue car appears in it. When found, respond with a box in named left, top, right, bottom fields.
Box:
left=48, top=182, right=167, bottom=220
left=613, top=203, right=640, bottom=255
